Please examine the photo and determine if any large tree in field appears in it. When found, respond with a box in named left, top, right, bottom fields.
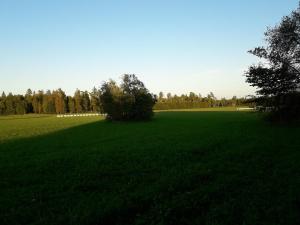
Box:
left=245, top=3, right=300, bottom=120
left=121, top=74, right=156, bottom=120
left=100, top=74, right=156, bottom=121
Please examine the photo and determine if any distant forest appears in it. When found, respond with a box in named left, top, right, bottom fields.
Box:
left=0, top=88, right=251, bottom=115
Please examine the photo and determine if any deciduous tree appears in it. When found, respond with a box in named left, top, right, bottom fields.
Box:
left=100, top=74, right=156, bottom=121
left=245, top=3, right=300, bottom=120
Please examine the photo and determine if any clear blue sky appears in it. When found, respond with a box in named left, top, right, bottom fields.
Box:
left=0, top=0, right=299, bottom=98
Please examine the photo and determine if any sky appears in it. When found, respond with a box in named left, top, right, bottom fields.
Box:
left=0, top=0, right=299, bottom=98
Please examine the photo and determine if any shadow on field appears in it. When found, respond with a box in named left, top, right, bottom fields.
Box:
left=1, top=111, right=300, bottom=225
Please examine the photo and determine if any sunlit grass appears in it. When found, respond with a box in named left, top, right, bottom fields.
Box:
left=0, top=114, right=103, bottom=143
left=154, top=107, right=239, bottom=112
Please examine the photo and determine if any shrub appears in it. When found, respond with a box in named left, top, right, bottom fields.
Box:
left=267, top=92, right=300, bottom=122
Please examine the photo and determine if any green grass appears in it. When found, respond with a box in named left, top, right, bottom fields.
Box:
left=0, top=111, right=300, bottom=225
left=154, top=107, right=239, bottom=112
left=0, top=114, right=101, bottom=143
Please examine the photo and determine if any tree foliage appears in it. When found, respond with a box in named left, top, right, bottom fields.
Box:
left=245, top=3, right=300, bottom=121
left=0, top=88, right=102, bottom=115
left=100, top=74, right=156, bottom=121
left=246, top=6, right=300, bottom=96
left=154, top=92, right=247, bottom=110
left=0, top=87, right=250, bottom=116
left=0, top=77, right=252, bottom=116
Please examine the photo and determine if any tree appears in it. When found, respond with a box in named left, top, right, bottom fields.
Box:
left=82, top=91, right=91, bottom=112
left=14, top=95, right=27, bottom=114
left=231, top=96, right=237, bottom=107
left=100, top=79, right=124, bottom=120
left=188, top=92, right=196, bottom=103
left=53, top=89, right=67, bottom=114
left=122, top=74, right=156, bottom=120
left=159, top=92, right=164, bottom=100
left=43, top=90, right=56, bottom=113
left=207, top=92, right=216, bottom=107
left=74, top=89, right=83, bottom=113
left=25, top=89, right=33, bottom=113
left=90, top=87, right=101, bottom=112
left=67, top=96, right=76, bottom=113
left=0, top=92, right=6, bottom=115
left=245, top=4, right=300, bottom=120
left=5, top=93, right=15, bottom=114
left=100, top=74, right=156, bottom=121
left=32, top=91, right=44, bottom=113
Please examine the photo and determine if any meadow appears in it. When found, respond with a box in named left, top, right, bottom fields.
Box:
left=0, top=110, right=300, bottom=225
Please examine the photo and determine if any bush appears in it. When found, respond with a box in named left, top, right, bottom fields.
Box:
left=100, top=74, right=156, bottom=121
left=267, top=92, right=300, bottom=122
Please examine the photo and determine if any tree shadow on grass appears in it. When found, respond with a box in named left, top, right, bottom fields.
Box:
left=0, top=117, right=184, bottom=225
left=1, top=112, right=300, bottom=225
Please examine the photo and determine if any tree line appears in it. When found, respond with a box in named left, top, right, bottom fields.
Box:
left=0, top=87, right=249, bottom=115
left=0, top=88, right=101, bottom=115
left=154, top=92, right=249, bottom=110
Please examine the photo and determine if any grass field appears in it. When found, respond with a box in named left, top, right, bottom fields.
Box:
left=1, top=111, right=300, bottom=225
left=154, top=107, right=240, bottom=112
